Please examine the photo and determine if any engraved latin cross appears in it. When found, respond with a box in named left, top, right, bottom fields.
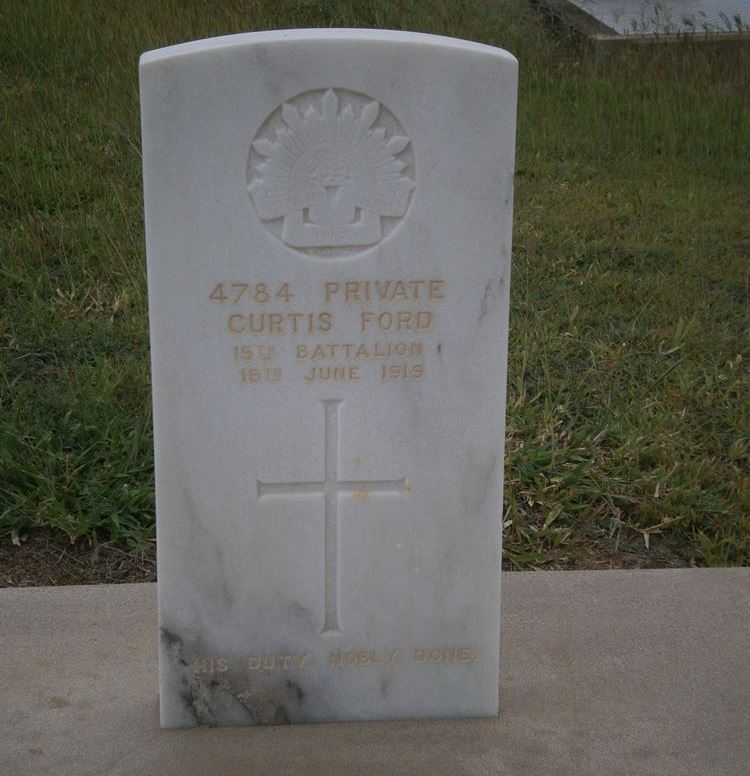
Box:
left=257, top=399, right=406, bottom=634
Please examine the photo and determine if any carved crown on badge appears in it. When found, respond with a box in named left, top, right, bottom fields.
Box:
left=247, top=89, right=415, bottom=256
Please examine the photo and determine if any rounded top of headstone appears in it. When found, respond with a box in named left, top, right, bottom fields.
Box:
left=139, top=28, right=518, bottom=68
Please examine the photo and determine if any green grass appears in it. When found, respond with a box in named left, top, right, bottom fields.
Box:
left=1, top=0, right=748, bottom=567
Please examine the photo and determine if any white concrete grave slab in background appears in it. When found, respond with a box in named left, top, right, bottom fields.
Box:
left=565, top=0, right=750, bottom=34
left=140, top=29, right=517, bottom=728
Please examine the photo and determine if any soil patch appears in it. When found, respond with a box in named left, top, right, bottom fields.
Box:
left=0, top=528, right=682, bottom=587
left=0, top=530, right=156, bottom=587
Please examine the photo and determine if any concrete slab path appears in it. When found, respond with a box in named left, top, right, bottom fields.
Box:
left=1, top=569, right=748, bottom=775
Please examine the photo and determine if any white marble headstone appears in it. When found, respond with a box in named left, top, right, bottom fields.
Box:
left=140, top=29, right=517, bottom=728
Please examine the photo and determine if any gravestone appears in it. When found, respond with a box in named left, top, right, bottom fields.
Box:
left=140, top=29, right=517, bottom=728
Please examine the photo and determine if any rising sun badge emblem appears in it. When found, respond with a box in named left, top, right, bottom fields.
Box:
left=247, top=89, right=415, bottom=257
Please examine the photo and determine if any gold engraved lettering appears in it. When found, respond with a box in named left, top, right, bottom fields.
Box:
left=232, top=283, right=249, bottom=303
left=380, top=364, right=424, bottom=381
left=296, top=341, right=424, bottom=361
left=247, top=654, right=308, bottom=671
left=276, top=283, right=293, bottom=302
left=328, top=650, right=386, bottom=667
left=325, top=282, right=340, bottom=302
left=248, top=314, right=266, bottom=334
left=410, top=280, right=426, bottom=298
left=192, top=656, right=229, bottom=675
left=324, top=279, right=444, bottom=304
left=391, top=280, right=409, bottom=301
left=360, top=310, right=433, bottom=333
left=228, top=314, right=245, bottom=333
left=414, top=647, right=479, bottom=664
left=210, top=282, right=295, bottom=304
left=241, top=367, right=282, bottom=384
left=209, top=283, right=229, bottom=302
left=397, top=310, right=412, bottom=328
left=327, top=649, right=400, bottom=667
left=318, top=312, right=333, bottom=332
left=227, top=312, right=332, bottom=336
left=375, top=281, right=392, bottom=301
left=345, top=281, right=362, bottom=303
left=428, top=279, right=445, bottom=300
left=303, top=365, right=360, bottom=382
left=269, top=313, right=283, bottom=334
left=288, top=312, right=303, bottom=334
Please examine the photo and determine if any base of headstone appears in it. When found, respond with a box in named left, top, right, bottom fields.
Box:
left=1, top=568, right=748, bottom=775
